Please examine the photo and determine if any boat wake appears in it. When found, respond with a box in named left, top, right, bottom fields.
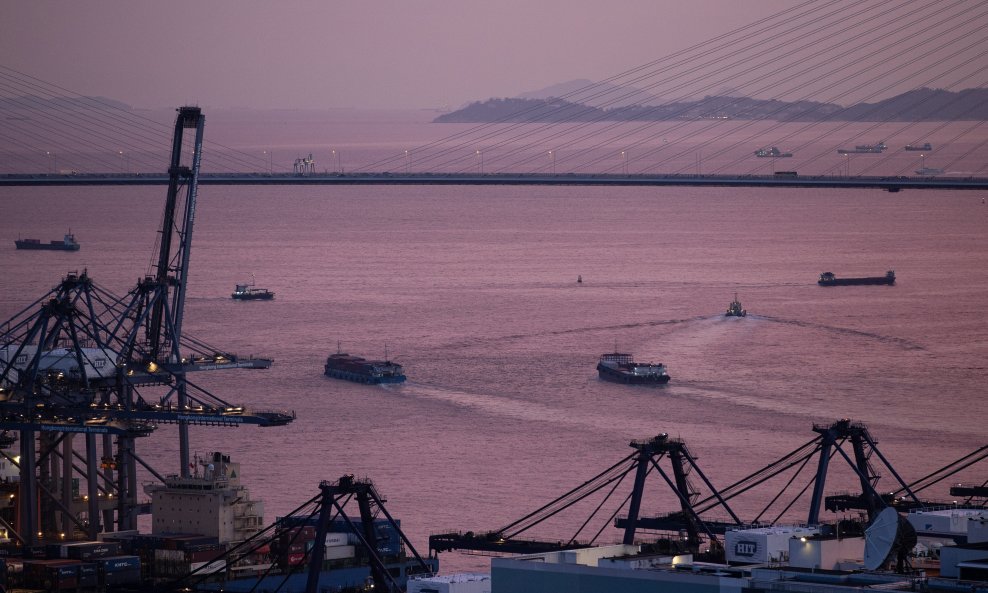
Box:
left=436, top=316, right=710, bottom=351
left=757, top=315, right=925, bottom=351
left=394, top=381, right=666, bottom=434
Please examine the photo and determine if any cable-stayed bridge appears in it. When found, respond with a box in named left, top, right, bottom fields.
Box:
left=2, top=0, right=988, bottom=189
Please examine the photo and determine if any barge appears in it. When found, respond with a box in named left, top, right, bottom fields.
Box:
left=324, top=351, right=406, bottom=384
left=596, top=352, right=670, bottom=384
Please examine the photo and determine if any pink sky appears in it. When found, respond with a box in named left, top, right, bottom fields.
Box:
left=2, top=1, right=800, bottom=110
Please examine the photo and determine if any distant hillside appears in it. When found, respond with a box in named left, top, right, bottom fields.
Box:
left=517, top=79, right=666, bottom=108
left=0, top=95, right=132, bottom=110
left=435, top=87, right=988, bottom=123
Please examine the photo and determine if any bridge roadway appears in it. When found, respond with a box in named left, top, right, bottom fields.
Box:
left=2, top=172, right=987, bottom=191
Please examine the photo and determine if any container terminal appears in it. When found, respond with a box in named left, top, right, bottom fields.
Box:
left=0, top=108, right=985, bottom=593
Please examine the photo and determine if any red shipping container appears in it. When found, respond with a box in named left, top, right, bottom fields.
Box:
left=286, top=552, right=305, bottom=566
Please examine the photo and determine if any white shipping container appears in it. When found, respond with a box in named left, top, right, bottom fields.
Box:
left=407, top=573, right=491, bottom=593
left=154, top=549, right=185, bottom=562
left=726, top=526, right=819, bottom=564
left=323, top=545, right=355, bottom=560
left=190, top=560, right=226, bottom=575
left=325, top=532, right=348, bottom=547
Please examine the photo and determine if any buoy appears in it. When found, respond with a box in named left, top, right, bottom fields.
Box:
left=577, top=275, right=583, bottom=283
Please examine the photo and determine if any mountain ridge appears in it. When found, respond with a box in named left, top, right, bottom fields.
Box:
left=435, top=87, right=988, bottom=123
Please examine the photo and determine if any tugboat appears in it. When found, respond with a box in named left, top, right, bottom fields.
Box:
left=725, top=293, right=747, bottom=317
left=596, top=352, right=670, bottom=384
left=231, top=274, right=274, bottom=300
left=818, top=270, right=895, bottom=286
left=14, top=231, right=80, bottom=251
left=905, top=143, right=933, bottom=151
left=324, top=346, right=406, bottom=384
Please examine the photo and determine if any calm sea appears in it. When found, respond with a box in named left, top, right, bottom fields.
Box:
left=1, top=111, right=986, bottom=572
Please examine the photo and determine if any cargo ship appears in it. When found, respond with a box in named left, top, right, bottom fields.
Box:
left=0, top=452, right=436, bottom=593
left=324, top=350, right=406, bottom=384
left=596, top=352, right=670, bottom=384
left=837, top=141, right=887, bottom=154
left=905, top=142, right=933, bottom=151
left=725, top=293, right=747, bottom=317
left=14, top=232, right=80, bottom=251
left=818, top=270, right=895, bottom=286
left=754, top=146, right=793, bottom=158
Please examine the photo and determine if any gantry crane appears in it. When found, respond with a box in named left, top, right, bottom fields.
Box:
left=0, top=107, right=294, bottom=547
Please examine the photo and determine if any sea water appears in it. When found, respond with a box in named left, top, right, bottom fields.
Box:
left=1, top=112, right=986, bottom=572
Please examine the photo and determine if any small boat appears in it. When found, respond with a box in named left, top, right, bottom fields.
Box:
left=754, top=147, right=793, bottom=158
left=231, top=274, right=274, bottom=300
left=904, top=143, right=932, bottom=151
left=577, top=275, right=583, bottom=284
left=14, top=232, right=80, bottom=251
left=818, top=270, right=895, bottom=286
left=596, top=352, right=670, bottom=384
left=725, top=293, right=747, bottom=317
left=324, top=347, right=406, bottom=384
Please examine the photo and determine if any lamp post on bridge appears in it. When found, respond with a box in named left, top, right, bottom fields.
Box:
left=548, top=150, right=555, bottom=175
left=263, top=150, right=273, bottom=174
left=45, top=151, right=56, bottom=174
left=405, top=150, right=410, bottom=174
left=476, top=150, right=484, bottom=174
left=331, top=149, right=341, bottom=174
left=621, top=150, right=628, bottom=175
left=118, top=150, right=130, bottom=174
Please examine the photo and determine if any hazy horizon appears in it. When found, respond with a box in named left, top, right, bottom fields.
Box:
left=2, top=1, right=959, bottom=112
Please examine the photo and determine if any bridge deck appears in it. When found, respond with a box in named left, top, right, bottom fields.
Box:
left=2, top=172, right=987, bottom=190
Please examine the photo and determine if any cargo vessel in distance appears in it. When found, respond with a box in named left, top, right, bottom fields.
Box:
left=596, top=352, right=670, bottom=384
left=837, top=141, right=887, bottom=154
left=14, top=232, right=80, bottom=251
left=818, top=270, right=895, bottom=286
left=324, top=350, right=406, bottom=384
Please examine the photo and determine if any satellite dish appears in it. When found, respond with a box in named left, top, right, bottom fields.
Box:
left=864, top=507, right=899, bottom=571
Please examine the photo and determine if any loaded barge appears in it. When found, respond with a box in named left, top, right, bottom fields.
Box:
left=596, top=352, right=670, bottom=384
left=324, top=350, right=406, bottom=384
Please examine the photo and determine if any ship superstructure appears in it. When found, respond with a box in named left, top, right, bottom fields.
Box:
left=145, top=451, right=265, bottom=543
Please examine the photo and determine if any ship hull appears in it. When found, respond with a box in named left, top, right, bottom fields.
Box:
left=818, top=277, right=894, bottom=286
left=596, top=364, right=670, bottom=384
left=15, top=240, right=80, bottom=251
left=324, top=366, right=406, bottom=384
left=231, top=292, right=274, bottom=300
